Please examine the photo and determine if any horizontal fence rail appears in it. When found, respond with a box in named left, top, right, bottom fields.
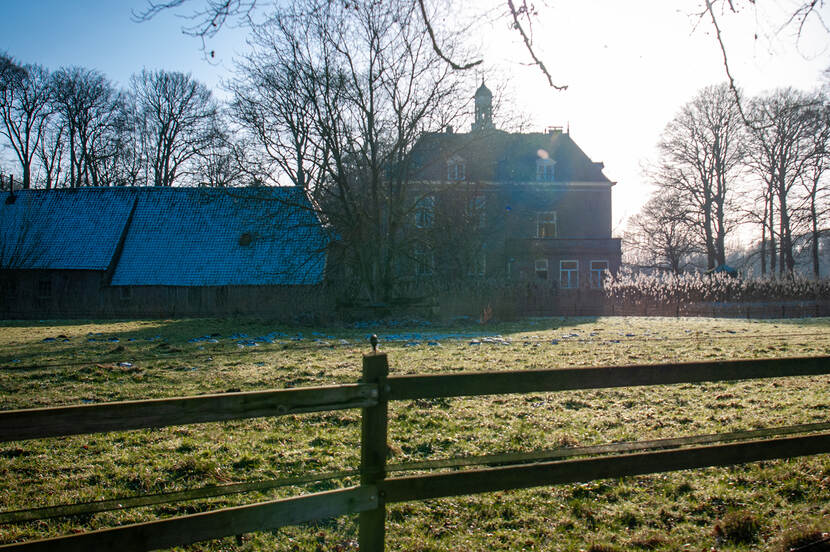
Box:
left=0, top=383, right=377, bottom=443
left=387, top=355, right=830, bottom=400
left=385, top=421, right=830, bottom=473
left=0, top=467, right=362, bottom=524
left=5, top=421, right=829, bottom=526
left=381, top=433, right=830, bottom=503
left=0, top=486, right=378, bottom=552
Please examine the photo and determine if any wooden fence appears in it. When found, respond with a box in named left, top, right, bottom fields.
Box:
left=1, top=354, right=830, bottom=551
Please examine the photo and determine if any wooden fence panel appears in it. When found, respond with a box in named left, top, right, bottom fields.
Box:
left=4, top=353, right=830, bottom=551
left=381, top=433, right=830, bottom=503
left=0, top=486, right=378, bottom=552
left=387, top=356, right=830, bottom=400
left=0, top=384, right=377, bottom=443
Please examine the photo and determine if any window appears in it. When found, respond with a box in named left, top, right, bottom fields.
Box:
left=120, top=286, right=132, bottom=301
left=414, top=245, right=434, bottom=276
left=466, top=194, right=486, bottom=229
left=447, top=156, right=465, bottom=181
left=468, top=250, right=486, bottom=277
left=536, top=158, right=556, bottom=181
left=414, top=195, right=435, bottom=228
left=560, top=260, right=578, bottom=288
left=536, top=211, right=557, bottom=238
left=535, top=258, right=549, bottom=280
left=590, top=260, right=609, bottom=288
left=37, top=280, right=52, bottom=299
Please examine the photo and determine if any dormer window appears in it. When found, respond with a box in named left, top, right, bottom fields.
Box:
left=447, top=155, right=465, bottom=181
left=536, top=158, right=556, bottom=181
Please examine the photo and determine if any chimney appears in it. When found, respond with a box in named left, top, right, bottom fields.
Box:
left=446, top=125, right=454, bottom=134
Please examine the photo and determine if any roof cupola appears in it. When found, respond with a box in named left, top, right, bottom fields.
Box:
left=471, top=81, right=494, bottom=132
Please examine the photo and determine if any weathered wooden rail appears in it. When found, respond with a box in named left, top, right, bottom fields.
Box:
left=1, top=354, right=829, bottom=551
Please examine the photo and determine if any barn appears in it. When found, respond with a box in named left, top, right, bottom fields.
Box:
left=0, top=187, right=330, bottom=318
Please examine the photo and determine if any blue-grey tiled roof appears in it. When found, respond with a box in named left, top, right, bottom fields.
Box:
left=111, top=187, right=327, bottom=286
left=0, top=188, right=136, bottom=270
left=1, top=187, right=328, bottom=286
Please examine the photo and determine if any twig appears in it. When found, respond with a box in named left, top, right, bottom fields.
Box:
left=416, top=0, right=482, bottom=70
left=506, top=0, right=567, bottom=90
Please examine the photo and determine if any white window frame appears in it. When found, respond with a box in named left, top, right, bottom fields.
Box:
left=467, top=250, right=486, bottom=277
left=466, top=194, right=486, bottom=229
left=534, top=258, right=549, bottom=280
left=590, top=260, right=609, bottom=288
left=536, top=158, right=556, bottom=182
left=447, top=155, right=466, bottom=181
left=536, top=211, right=557, bottom=238
left=414, top=245, right=435, bottom=276
left=414, top=195, right=435, bottom=229
left=560, top=260, right=578, bottom=289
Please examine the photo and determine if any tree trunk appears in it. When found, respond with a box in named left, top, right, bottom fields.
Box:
left=811, top=196, right=820, bottom=278
left=768, top=192, right=777, bottom=276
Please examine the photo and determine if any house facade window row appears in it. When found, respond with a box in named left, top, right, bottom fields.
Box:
left=412, top=246, right=487, bottom=278
left=413, top=193, right=486, bottom=230
left=444, top=156, right=560, bottom=183
left=532, top=258, right=610, bottom=288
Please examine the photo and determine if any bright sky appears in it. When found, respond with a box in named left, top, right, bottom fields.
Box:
left=2, top=0, right=829, bottom=231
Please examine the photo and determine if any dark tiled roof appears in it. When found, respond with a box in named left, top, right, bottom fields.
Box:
left=0, top=188, right=135, bottom=270
left=410, top=129, right=610, bottom=183
left=0, top=187, right=328, bottom=286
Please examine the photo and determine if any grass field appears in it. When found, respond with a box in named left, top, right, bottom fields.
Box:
left=1, top=316, right=829, bottom=551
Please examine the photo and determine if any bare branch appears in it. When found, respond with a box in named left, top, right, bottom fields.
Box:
left=416, top=0, right=482, bottom=71
left=506, top=0, right=567, bottom=90
left=704, top=0, right=751, bottom=126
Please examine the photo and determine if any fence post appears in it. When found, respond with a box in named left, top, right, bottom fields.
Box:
left=359, top=346, right=389, bottom=551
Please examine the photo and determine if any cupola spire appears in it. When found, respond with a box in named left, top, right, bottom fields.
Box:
left=471, top=80, right=494, bottom=132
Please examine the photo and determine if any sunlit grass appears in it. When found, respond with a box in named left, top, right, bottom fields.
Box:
left=1, top=316, right=829, bottom=550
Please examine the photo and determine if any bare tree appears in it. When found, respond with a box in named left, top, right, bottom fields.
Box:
left=131, top=69, right=219, bottom=187
left=136, top=1, right=830, bottom=103
left=36, top=115, right=66, bottom=189
left=702, top=0, right=830, bottom=123
left=230, top=21, right=324, bottom=193
left=624, top=191, right=699, bottom=274
left=800, top=95, right=830, bottom=277
left=132, top=0, right=574, bottom=89
left=196, top=129, right=247, bottom=187
left=747, top=88, right=825, bottom=276
left=230, top=0, right=463, bottom=301
left=0, top=53, right=26, bottom=95
left=52, top=67, right=128, bottom=187
left=654, top=83, right=746, bottom=269
left=0, top=63, right=52, bottom=189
